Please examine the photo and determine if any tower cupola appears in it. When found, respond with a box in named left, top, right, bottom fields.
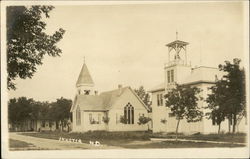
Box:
left=76, top=59, right=95, bottom=95
left=166, top=32, right=189, bottom=66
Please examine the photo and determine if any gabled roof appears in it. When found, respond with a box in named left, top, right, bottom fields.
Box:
left=70, top=86, right=150, bottom=112
left=76, top=63, right=94, bottom=87
left=74, top=95, right=105, bottom=111
left=99, top=87, right=128, bottom=110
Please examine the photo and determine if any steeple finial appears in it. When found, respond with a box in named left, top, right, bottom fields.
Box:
left=176, top=31, right=178, bottom=40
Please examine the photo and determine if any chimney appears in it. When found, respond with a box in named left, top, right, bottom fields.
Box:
left=118, top=84, right=122, bottom=96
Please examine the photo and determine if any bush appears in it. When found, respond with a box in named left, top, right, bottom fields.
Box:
left=120, top=115, right=127, bottom=124
left=138, top=116, right=151, bottom=125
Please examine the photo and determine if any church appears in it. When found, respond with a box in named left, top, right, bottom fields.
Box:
left=149, top=34, right=246, bottom=134
left=70, top=62, right=150, bottom=132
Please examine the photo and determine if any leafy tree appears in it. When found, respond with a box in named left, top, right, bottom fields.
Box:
left=208, top=58, right=246, bottom=133
left=8, top=97, right=35, bottom=131
left=49, top=97, right=72, bottom=131
left=206, top=80, right=228, bottom=134
left=7, top=6, right=65, bottom=90
left=165, top=84, right=203, bottom=140
left=134, top=86, right=151, bottom=111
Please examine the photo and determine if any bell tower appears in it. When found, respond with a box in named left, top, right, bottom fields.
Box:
left=164, top=32, right=192, bottom=91
left=76, top=58, right=95, bottom=95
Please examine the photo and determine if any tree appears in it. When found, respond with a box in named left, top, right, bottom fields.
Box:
left=216, top=59, right=245, bottom=133
left=134, top=86, right=151, bottom=111
left=7, top=6, right=65, bottom=90
left=165, top=84, right=203, bottom=140
left=49, top=97, right=72, bottom=131
left=8, top=97, right=35, bottom=131
left=206, top=80, right=228, bottom=134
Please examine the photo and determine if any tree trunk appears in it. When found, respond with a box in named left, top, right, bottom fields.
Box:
left=175, top=119, right=181, bottom=141
left=232, top=113, right=237, bottom=134
left=228, top=117, right=231, bottom=133
left=218, top=123, right=221, bottom=134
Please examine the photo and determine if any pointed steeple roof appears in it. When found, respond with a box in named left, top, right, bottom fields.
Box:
left=76, top=63, right=94, bottom=87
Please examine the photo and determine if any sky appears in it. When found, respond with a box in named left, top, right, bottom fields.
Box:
left=8, top=1, right=247, bottom=102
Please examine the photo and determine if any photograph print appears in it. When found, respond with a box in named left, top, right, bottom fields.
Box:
left=1, top=1, right=249, bottom=158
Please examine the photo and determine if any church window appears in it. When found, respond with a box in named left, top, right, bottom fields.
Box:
left=124, top=103, right=134, bottom=124
left=171, top=70, right=174, bottom=82
left=76, top=106, right=81, bottom=125
left=167, top=71, right=171, bottom=83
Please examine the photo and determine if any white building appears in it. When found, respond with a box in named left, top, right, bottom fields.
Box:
left=70, top=62, right=150, bottom=132
left=150, top=35, right=246, bottom=134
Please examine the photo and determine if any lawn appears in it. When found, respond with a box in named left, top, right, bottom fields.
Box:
left=19, top=131, right=246, bottom=148
left=9, top=139, right=34, bottom=148
left=151, top=132, right=246, bottom=143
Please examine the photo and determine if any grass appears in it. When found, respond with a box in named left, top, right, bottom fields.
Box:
left=9, top=139, right=34, bottom=148
left=20, top=131, right=151, bottom=144
left=19, top=131, right=246, bottom=148
left=151, top=132, right=246, bottom=143
left=121, top=141, right=245, bottom=149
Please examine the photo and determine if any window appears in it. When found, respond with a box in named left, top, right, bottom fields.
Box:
left=49, top=121, right=53, bottom=128
left=116, top=113, right=118, bottom=124
left=167, top=71, right=170, bottom=83
left=98, top=114, right=101, bottom=124
left=157, top=94, right=160, bottom=106
left=76, top=106, right=81, bottom=125
left=42, top=121, right=45, bottom=127
left=89, top=113, right=92, bottom=123
left=124, top=103, right=134, bottom=124
left=168, top=112, right=175, bottom=118
left=157, top=94, right=163, bottom=106
left=84, top=90, right=90, bottom=95
left=171, top=70, right=174, bottom=82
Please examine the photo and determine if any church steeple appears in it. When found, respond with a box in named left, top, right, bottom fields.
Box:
left=164, top=33, right=191, bottom=90
left=76, top=59, right=95, bottom=95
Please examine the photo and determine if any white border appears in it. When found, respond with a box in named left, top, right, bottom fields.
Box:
left=1, top=1, right=249, bottom=158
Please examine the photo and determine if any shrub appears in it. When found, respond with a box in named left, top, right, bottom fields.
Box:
left=102, top=116, right=110, bottom=124
left=120, top=115, right=127, bottom=124
left=138, top=116, right=151, bottom=125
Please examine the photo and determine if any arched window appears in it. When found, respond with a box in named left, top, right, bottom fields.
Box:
left=124, top=103, right=134, bottom=124
left=76, top=106, right=81, bottom=125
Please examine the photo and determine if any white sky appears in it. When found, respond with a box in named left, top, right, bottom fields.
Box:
left=8, top=2, right=247, bottom=102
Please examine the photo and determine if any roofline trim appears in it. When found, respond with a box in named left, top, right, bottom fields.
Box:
left=128, top=87, right=150, bottom=111
left=149, top=80, right=216, bottom=93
